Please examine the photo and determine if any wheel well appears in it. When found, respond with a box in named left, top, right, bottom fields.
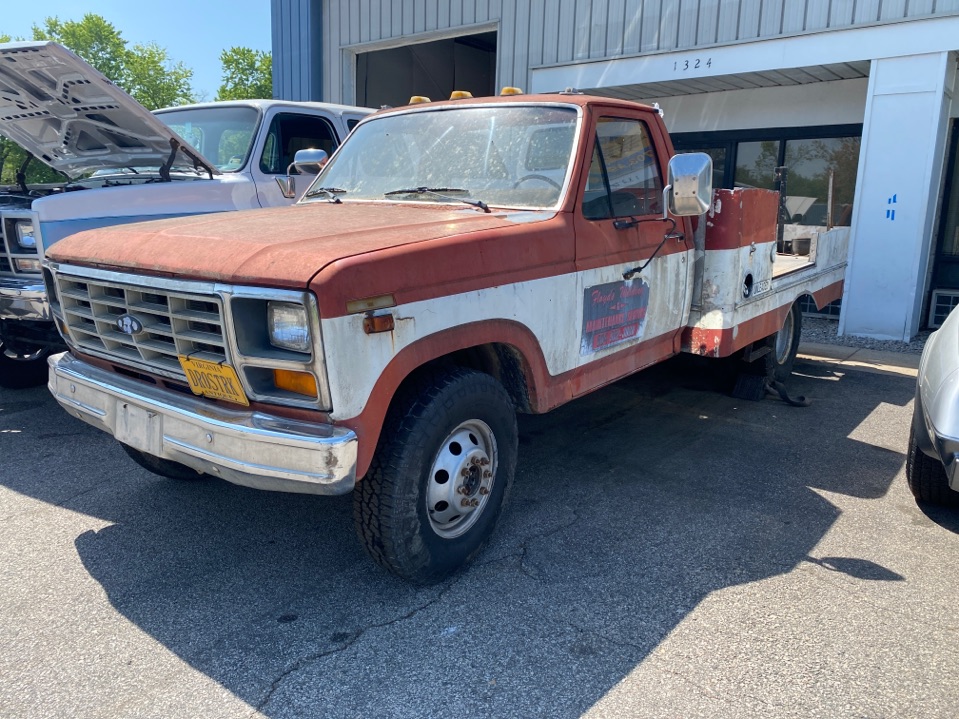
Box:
left=398, top=343, right=534, bottom=414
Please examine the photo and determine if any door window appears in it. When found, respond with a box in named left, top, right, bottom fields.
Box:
left=582, top=117, right=663, bottom=220
left=259, top=113, right=338, bottom=174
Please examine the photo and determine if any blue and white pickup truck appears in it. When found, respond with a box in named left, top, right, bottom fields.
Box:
left=0, top=41, right=370, bottom=387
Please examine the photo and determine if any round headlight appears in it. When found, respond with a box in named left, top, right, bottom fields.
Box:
left=267, top=301, right=311, bottom=352
left=15, top=220, right=37, bottom=250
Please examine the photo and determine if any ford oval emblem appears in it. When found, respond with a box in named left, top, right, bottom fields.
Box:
left=116, top=314, right=144, bottom=336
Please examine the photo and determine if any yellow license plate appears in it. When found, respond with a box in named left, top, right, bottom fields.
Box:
left=178, top=356, right=249, bottom=406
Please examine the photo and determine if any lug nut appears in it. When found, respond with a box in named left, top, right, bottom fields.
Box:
left=483, top=470, right=492, bottom=478
left=480, top=458, right=490, bottom=466
left=460, top=498, right=471, bottom=507
left=479, top=487, right=490, bottom=495
left=461, top=468, right=471, bottom=477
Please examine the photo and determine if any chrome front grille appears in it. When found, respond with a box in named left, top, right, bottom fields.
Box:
left=56, top=274, right=227, bottom=379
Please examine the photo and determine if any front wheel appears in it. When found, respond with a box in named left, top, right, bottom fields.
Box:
left=354, top=368, right=518, bottom=584
left=0, top=342, right=50, bottom=389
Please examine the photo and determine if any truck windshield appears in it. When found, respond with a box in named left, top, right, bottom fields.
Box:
left=303, top=105, right=579, bottom=210
left=155, top=106, right=260, bottom=173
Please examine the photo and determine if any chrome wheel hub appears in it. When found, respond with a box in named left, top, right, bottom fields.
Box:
left=775, top=311, right=795, bottom=365
left=426, top=419, right=497, bottom=539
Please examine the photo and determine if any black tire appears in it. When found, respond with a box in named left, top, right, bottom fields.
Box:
left=906, top=427, right=959, bottom=506
left=354, top=367, right=518, bottom=584
left=0, top=342, right=50, bottom=389
left=120, top=443, right=206, bottom=481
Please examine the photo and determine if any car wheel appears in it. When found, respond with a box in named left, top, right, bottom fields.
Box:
left=0, top=341, right=50, bottom=389
left=765, top=302, right=802, bottom=383
left=906, top=427, right=959, bottom=506
left=121, top=443, right=206, bottom=481
left=354, top=367, right=518, bottom=584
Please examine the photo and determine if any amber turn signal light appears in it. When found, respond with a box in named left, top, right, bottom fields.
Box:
left=273, top=369, right=318, bottom=398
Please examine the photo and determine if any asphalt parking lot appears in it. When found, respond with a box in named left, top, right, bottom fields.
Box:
left=2, top=352, right=957, bottom=718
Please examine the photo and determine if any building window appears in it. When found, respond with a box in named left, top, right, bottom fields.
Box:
left=673, top=125, right=862, bottom=318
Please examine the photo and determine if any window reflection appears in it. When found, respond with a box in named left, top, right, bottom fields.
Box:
left=784, top=137, right=860, bottom=227
left=734, top=141, right=778, bottom=190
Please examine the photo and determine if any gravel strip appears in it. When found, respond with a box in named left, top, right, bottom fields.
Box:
left=801, top=316, right=930, bottom=355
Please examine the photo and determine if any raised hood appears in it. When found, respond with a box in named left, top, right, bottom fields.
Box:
left=0, top=41, right=218, bottom=178
left=47, top=203, right=548, bottom=288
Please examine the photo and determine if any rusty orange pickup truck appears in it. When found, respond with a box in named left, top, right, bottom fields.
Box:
left=42, top=91, right=846, bottom=583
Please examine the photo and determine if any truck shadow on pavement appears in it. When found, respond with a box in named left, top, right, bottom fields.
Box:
left=0, top=356, right=916, bottom=717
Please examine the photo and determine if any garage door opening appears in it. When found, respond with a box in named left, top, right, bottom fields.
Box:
left=356, top=32, right=496, bottom=108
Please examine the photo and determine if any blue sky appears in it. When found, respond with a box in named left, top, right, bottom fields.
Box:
left=2, top=1, right=273, bottom=101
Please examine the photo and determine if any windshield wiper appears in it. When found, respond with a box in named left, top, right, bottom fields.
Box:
left=384, top=187, right=490, bottom=213
left=305, top=186, right=347, bottom=202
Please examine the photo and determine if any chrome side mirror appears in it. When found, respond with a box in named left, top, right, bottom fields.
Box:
left=275, top=148, right=330, bottom=199
left=665, top=152, right=712, bottom=217
left=292, top=148, right=328, bottom=175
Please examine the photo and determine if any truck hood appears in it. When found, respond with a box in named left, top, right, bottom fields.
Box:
left=0, top=41, right=217, bottom=178
left=47, top=203, right=553, bottom=288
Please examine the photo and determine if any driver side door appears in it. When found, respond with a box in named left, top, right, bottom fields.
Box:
left=573, top=112, right=691, bottom=374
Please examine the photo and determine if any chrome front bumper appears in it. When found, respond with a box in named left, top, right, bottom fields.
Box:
left=48, top=352, right=357, bottom=495
left=0, top=276, right=49, bottom=321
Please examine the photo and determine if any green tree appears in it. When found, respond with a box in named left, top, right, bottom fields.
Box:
left=125, top=42, right=196, bottom=110
left=217, top=47, right=272, bottom=101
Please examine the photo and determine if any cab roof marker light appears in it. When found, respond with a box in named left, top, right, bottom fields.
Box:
left=450, top=90, right=473, bottom=100
left=500, top=86, right=523, bottom=95
left=408, top=95, right=432, bottom=104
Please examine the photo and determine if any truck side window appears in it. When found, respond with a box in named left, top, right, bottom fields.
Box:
left=582, top=117, right=663, bottom=220
left=259, top=113, right=338, bottom=174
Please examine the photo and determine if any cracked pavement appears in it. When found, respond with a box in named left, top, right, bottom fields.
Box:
left=2, top=355, right=958, bottom=718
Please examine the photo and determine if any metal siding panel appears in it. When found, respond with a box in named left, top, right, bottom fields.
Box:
left=542, top=0, right=560, bottom=64
left=451, top=0, right=463, bottom=25
left=591, top=0, right=609, bottom=58
left=737, top=0, right=761, bottom=38
left=641, top=0, right=663, bottom=52
left=326, top=0, right=337, bottom=101
left=500, top=2, right=515, bottom=86
left=880, top=0, right=907, bottom=20
left=936, top=0, right=959, bottom=11
left=661, top=0, right=681, bottom=50
left=414, top=0, right=427, bottom=32
left=513, top=4, right=531, bottom=89
left=425, top=0, right=438, bottom=30
left=759, top=0, right=784, bottom=35
left=606, top=0, right=626, bottom=55
left=556, top=0, right=576, bottom=63
left=829, top=0, right=855, bottom=26
left=909, top=0, right=935, bottom=15
left=717, top=0, right=740, bottom=42
left=698, top=0, right=720, bottom=44
left=574, top=0, right=592, bottom=60
left=350, top=1, right=361, bottom=43
left=476, top=0, right=491, bottom=22
left=529, top=0, right=547, bottom=67
left=781, top=0, right=805, bottom=32
left=489, top=0, right=503, bottom=21
left=463, top=0, right=476, bottom=24
left=804, top=0, right=830, bottom=30
left=676, top=0, right=699, bottom=49
left=369, top=0, right=381, bottom=38
left=402, top=0, right=414, bottom=35
left=623, top=0, right=642, bottom=53
left=854, top=0, right=881, bottom=22
left=438, top=0, right=450, bottom=27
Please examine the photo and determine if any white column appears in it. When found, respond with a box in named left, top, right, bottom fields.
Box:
left=840, top=52, right=955, bottom=340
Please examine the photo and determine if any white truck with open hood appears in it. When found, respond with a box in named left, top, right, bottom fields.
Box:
left=0, top=41, right=371, bottom=387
